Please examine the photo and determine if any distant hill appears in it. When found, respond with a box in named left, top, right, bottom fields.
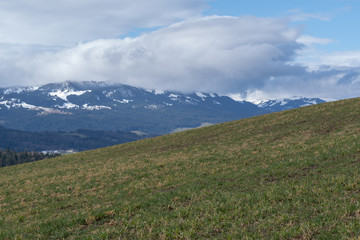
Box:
left=0, top=81, right=325, bottom=134
left=0, top=126, right=144, bottom=152
left=0, top=97, right=359, bottom=238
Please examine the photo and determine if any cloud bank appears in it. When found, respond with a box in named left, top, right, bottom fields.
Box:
left=14, top=16, right=303, bottom=91
left=0, top=15, right=359, bottom=101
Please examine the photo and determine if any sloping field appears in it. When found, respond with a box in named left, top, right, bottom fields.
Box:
left=0, top=98, right=359, bottom=239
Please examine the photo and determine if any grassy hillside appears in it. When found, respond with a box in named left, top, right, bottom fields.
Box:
left=0, top=98, right=359, bottom=239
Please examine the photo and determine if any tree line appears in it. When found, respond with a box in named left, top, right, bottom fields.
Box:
left=0, top=147, right=60, bottom=167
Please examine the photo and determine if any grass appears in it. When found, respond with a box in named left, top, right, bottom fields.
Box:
left=0, top=97, right=360, bottom=239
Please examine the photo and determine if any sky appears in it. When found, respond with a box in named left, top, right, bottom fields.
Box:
left=0, top=0, right=359, bottom=102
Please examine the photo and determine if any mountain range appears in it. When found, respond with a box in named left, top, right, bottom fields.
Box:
left=0, top=81, right=326, bottom=136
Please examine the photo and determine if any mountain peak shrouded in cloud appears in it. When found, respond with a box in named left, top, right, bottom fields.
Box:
left=0, top=0, right=359, bottom=102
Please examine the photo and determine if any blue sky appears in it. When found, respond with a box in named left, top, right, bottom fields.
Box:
left=0, top=0, right=359, bottom=101
left=206, top=0, right=360, bottom=52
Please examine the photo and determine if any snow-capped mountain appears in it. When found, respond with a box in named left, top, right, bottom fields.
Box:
left=0, top=81, right=326, bottom=134
left=0, top=81, right=246, bottom=112
left=258, top=97, right=326, bottom=112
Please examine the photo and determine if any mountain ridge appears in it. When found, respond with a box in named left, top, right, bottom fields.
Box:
left=0, top=81, right=326, bottom=134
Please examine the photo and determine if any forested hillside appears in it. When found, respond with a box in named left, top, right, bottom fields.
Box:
left=0, top=147, right=60, bottom=167
left=0, top=127, right=145, bottom=152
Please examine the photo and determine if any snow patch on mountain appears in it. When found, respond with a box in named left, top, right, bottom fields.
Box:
left=104, top=91, right=114, bottom=98
left=82, top=104, right=111, bottom=110
left=56, top=102, right=80, bottom=109
left=37, top=109, right=73, bottom=116
left=0, top=99, right=71, bottom=115
left=154, top=90, right=165, bottom=95
left=195, top=92, right=207, bottom=100
left=169, top=94, right=180, bottom=101
left=257, top=97, right=326, bottom=110
left=185, top=99, right=196, bottom=104
left=0, top=100, right=12, bottom=109
left=49, top=89, right=91, bottom=101
left=114, top=99, right=133, bottom=104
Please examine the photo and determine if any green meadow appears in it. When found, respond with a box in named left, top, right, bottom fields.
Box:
left=0, top=97, right=360, bottom=239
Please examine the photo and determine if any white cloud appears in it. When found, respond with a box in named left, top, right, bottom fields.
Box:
left=0, top=0, right=207, bottom=45
left=11, top=16, right=303, bottom=94
left=286, top=9, right=332, bottom=22
left=310, top=51, right=360, bottom=68
left=1, top=14, right=359, bottom=101
left=296, top=35, right=333, bottom=45
left=239, top=67, right=360, bottom=102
